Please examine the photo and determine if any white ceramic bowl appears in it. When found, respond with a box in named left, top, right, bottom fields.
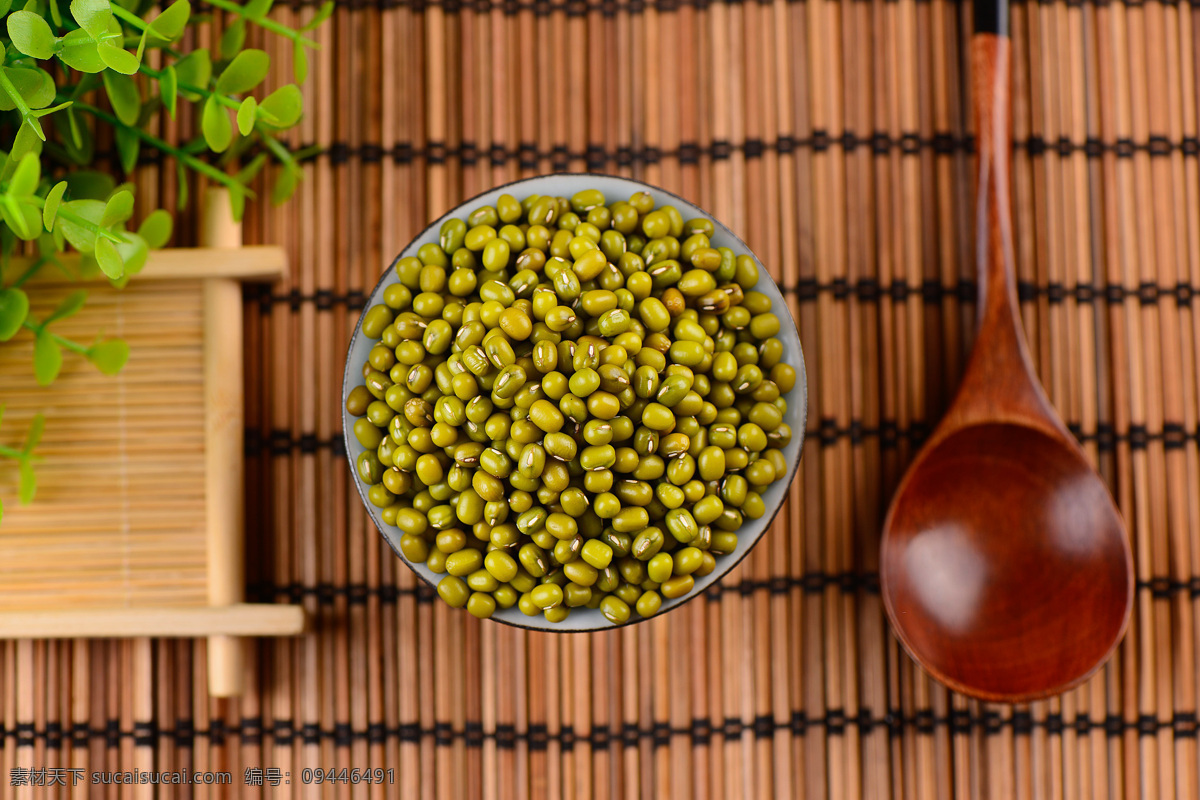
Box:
left=343, top=174, right=807, bottom=631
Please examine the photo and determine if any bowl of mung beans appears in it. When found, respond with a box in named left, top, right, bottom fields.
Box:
left=343, top=174, right=807, bottom=631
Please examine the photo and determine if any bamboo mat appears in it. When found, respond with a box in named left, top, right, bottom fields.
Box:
left=3, top=0, right=1200, bottom=797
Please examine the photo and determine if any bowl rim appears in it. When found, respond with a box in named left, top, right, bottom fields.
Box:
left=342, top=171, right=808, bottom=632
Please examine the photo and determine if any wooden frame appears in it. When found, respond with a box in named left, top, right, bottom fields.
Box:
left=0, top=189, right=304, bottom=696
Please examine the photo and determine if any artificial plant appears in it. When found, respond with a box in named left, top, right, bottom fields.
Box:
left=0, top=0, right=330, bottom=521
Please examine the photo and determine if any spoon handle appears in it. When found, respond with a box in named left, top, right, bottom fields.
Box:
left=952, top=0, right=1061, bottom=431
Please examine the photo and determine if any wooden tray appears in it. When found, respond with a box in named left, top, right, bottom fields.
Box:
left=0, top=189, right=304, bottom=696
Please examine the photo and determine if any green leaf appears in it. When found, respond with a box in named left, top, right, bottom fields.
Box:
left=59, top=29, right=105, bottom=73
left=42, top=181, right=67, bottom=231
left=229, top=185, right=245, bottom=222
left=175, top=161, right=188, bottom=211
left=216, top=49, right=270, bottom=95
left=87, top=337, right=129, bottom=375
left=0, top=287, right=29, bottom=341
left=102, top=71, right=141, bottom=126
left=56, top=198, right=104, bottom=252
left=65, top=107, right=83, bottom=150
left=7, top=11, right=57, bottom=60
left=31, top=101, right=72, bottom=119
left=115, top=127, right=139, bottom=175
left=245, top=0, right=273, bottom=17
left=5, top=121, right=43, bottom=180
left=2, top=197, right=40, bottom=241
left=71, top=0, right=111, bottom=39
left=0, top=67, right=56, bottom=111
left=272, top=164, right=299, bottom=205
left=46, top=0, right=60, bottom=26
left=236, top=96, right=257, bottom=136
left=114, top=230, right=148, bottom=276
left=25, top=69, right=55, bottom=111
left=98, top=41, right=139, bottom=75
left=94, top=236, right=124, bottom=279
left=148, top=0, right=190, bottom=41
left=259, top=84, right=302, bottom=127
left=293, top=45, right=308, bottom=84
left=33, top=330, right=62, bottom=385
left=219, top=18, right=245, bottom=60
left=302, top=0, right=334, bottom=32
left=23, top=413, right=44, bottom=453
left=137, top=209, right=172, bottom=249
left=138, top=0, right=191, bottom=59
left=202, top=95, right=233, bottom=152
left=0, top=0, right=14, bottom=18
left=18, top=459, right=36, bottom=504
left=174, top=50, right=211, bottom=97
left=44, top=290, right=87, bottom=325
left=22, top=117, right=45, bottom=144
left=237, top=152, right=267, bottom=185
left=1, top=203, right=25, bottom=240
left=8, top=152, right=40, bottom=197
left=101, top=189, right=134, bottom=227
left=160, top=65, right=178, bottom=117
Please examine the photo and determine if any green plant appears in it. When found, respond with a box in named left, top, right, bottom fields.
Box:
left=0, top=0, right=330, bottom=522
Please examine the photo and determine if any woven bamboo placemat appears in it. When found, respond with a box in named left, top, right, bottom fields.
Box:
left=3, top=0, right=1199, bottom=797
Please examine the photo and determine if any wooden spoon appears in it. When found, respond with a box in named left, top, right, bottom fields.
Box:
left=879, top=0, right=1134, bottom=703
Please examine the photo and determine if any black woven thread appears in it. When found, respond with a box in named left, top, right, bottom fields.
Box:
left=248, top=568, right=1200, bottom=608
left=132, top=721, right=157, bottom=748
left=8, top=710, right=1200, bottom=747
left=590, top=724, right=612, bottom=751
left=1174, top=712, right=1198, bottom=739
left=105, top=719, right=121, bottom=748
left=527, top=723, right=548, bottom=751
left=247, top=573, right=886, bottom=608
left=1018, top=134, right=1200, bottom=159
left=297, top=133, right=984, bottom=166
left=464, top=721, right=484, bottom=748
left=43, top=722, right=62, bottom=750
left=243, top=132, right=1200, bottom=170
left=14, top=723, right=36, bottom=748
left=560, top=724, right=576, bottom=752
left=211, top=0, right=1200, bottom=12
left=271, top=280, right=1200, bottom=311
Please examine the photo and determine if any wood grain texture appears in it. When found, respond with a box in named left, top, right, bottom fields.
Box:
left=0, top=281, right=210, bottom=611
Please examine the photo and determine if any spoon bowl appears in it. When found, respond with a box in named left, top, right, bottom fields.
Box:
left=882, top=422, right=1131, bottom=701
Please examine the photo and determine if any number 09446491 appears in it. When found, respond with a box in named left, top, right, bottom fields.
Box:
left=299, top=768, right=394, bottom=785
